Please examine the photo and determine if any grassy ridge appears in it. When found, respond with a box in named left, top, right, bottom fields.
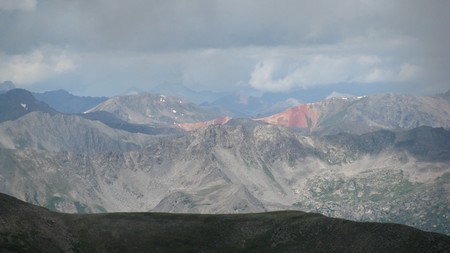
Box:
left=1, top=193, right=450, bottom=253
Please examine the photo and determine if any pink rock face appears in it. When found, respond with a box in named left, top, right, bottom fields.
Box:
left=259, top=104, right=319, bottom=129
left=177, top=116, right=231, bottom=131
left=178, top=103, right=321, bottom=131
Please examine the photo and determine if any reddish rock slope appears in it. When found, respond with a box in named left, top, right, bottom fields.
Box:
left=258, top=104, right=319, bottom=129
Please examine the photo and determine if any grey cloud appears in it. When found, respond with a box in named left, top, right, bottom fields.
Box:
left=0, top=0, right=36, bottom=12
left=0, top=0, right=401, bottom=52
left=0, top=0, right=449, bottom=95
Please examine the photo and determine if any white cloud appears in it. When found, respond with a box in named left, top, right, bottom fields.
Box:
left=364, top=64, right=423, bottom=83
left=248, top=52, right=421, bottom=92
left=249, top=59, right=301, bottom=92
left=0, top=0, right=36, bottom=11
left=363, top=68, right=395, bottom=83
left=0, top=47, right=77, bottom=85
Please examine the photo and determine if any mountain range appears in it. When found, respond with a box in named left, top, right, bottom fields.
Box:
left=258, top=93, right=450, bottom=135
left=0, top=87, right=449, bottom=238
left=1, top=120, right=449, bottom=234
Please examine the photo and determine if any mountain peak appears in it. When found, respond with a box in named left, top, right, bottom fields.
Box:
left=0, top=89, right=56, bottom=122
left=86, top=92, right=217, bottom=126
left=5, top=88, right=35, bottom=101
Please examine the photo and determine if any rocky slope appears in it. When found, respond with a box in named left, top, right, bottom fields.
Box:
left=0, top=111, right=156, bottom=153
left=79, top=110, right=183, bottom=135
left=177, top=116, right=231, bottom=131
left=1, top=193, right=449, bottom=253
left=258, top=93, right=450, bottom=134
left=85, top=93, right=218, bottom=126
left=0, top=123, right=449, bottom=235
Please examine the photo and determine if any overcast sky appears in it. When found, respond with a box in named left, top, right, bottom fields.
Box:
left=0, top=0, right=449, bottom=97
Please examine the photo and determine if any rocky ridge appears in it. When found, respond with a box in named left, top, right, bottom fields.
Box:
left=0, top=111, right=157, bottom=153
left=258, top=93, right=450, bottom=134
left=0, top=123, right=448, bottom=234
left=85, top=93, right=218, bottom=126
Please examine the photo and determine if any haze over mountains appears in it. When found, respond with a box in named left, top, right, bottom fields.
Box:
left=33, top=89, right=108, bottom=114
left=0, top=85, right=449, bottom=238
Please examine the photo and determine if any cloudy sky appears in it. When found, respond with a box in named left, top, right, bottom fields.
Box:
left=0, top=0, right=449, bottom=97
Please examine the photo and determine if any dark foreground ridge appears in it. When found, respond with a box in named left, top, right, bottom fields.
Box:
left=0, top=193, right=449, bottom=253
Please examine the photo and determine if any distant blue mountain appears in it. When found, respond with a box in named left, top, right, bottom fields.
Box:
left=0, top=88, right=56, bottom=122
left=33, top=89, right=108, bottom=114
left=151, top=83, right=227, bottom=104
left=0, top=81, right=15, bottom=93
left=202, top=92, right=302, bottom=117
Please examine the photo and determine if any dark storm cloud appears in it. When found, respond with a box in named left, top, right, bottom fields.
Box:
left=0, top=0, right=400, bottom=52
left=0, top=0, right=448, bottom=95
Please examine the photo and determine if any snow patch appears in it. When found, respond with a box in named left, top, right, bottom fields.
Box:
left=20, top=103, right=27, bottom=110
